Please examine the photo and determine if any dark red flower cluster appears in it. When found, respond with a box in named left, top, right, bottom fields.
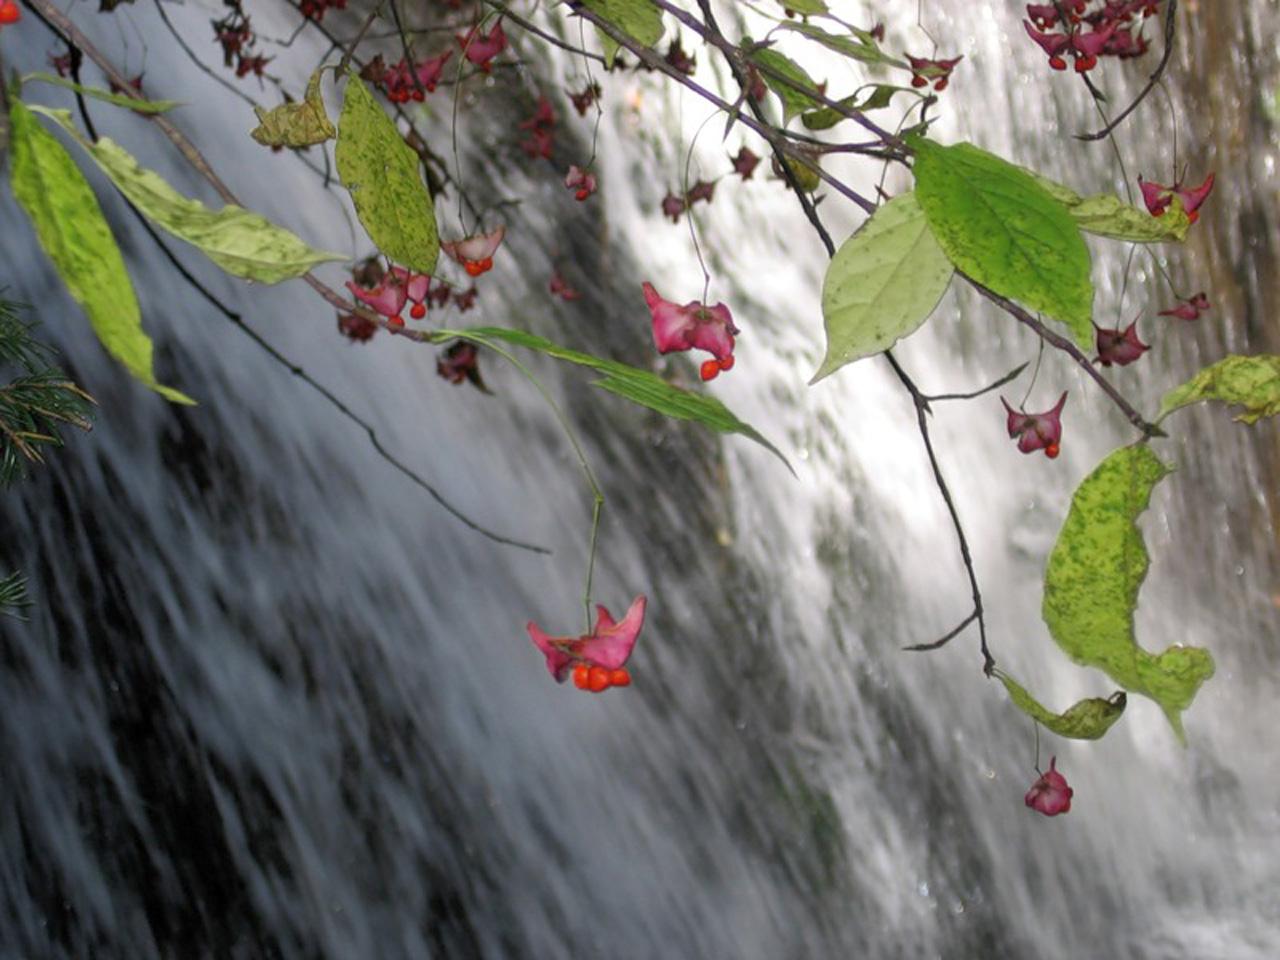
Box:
left=1023, top=1, right=1162, bottom=73
left=299, top=0, right=347, bottom=23
left=212, top=4, right=272, bottom=80
left=378, top=51, right=453, bottom=103
left=906, top=55, right=963, bottom=91
left=519, top=96, right=557, bottom=159
left=568, top=81, right=602, bottom=116
left=436, top=341, right=488, bottom=391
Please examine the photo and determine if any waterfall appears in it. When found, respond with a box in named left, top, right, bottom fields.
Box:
left=1, top=2, right=1277, bottom=957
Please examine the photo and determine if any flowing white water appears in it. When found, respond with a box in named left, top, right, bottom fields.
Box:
left=1, top=2, right=1278, bottom=957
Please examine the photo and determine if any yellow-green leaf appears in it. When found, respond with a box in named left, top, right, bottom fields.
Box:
left=997, top=672, right=1127, bottom=740
left=34, top=107, right=345, bottom=283
left=813, top=192, right=953, bottom=382
left=8, top=100, right=192, bottom=404
left=250, top=69, right=335, bottom=148
left=1158, top=355, right=1280, bottom=424
left=1069, top=193, right=1191, bottom=243
left=22, top=72, right=181, bottom=114
left=335, top=74, right=438, bottom=274
left=911, top=138, right=1095, bottom=347
left=1043, top=444, right=1214, bottom=742
left=777, top=21, right=905, bottom=67
left=580, top=0, right=664, bottom=69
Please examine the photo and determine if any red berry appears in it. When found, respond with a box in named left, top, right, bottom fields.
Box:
left=933, top=77, right=949, bottom=92
left=911, top=75, right=928, bottom=88
left=0, top=2, right=19, bottom=24
left=588, top=666, right=610, bottom=693
left=1045, top=442, right=1061, bottom=459
left=575, top=189, right=590, bottom=201
left=464, top=257, right=493, bottom=277
left=700, top=360, right=720, bottom=381
left=608, top=668, right=631, bottom=688
left=1074, top=55, right=1096, bottom=73
left=388, top=315, right=405, bottom=329
left=718, top=355, right=735, bottom=372
left=412, top=88, right=425, bottom=102
left=572, top=664, right=590, bottom=689
left=1049, top=56, right=1067, bottom=71
left=409, top=302, right=427, bottom=319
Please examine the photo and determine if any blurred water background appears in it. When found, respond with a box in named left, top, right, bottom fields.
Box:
left=1, top=1, right=1278, bottom=957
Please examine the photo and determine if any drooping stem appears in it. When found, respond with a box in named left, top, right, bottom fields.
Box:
left=437, top=331, right=606, bottom=633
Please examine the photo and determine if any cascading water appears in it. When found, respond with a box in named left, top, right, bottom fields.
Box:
left=1, top=2, right=1277, bottom=957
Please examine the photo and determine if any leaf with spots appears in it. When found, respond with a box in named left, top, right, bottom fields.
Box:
left=1042, top=444, right=1214, bottom=742
left=812, top=192, right=953, bottom=383
left=251, top=69, right=336, bottom=148
left=997, top=672, right=1127, bottom=740
left=1158, top=355, right=1280, bottom=424
left=33, top=107, right=345, bottom=284
left=910, top=138, right=1094, bottom=348
left=8, top=100, right=192, bottom=404
left=336, top=73, right=438, bottom=273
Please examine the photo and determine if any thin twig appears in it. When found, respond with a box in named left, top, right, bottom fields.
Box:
left=921, top=362, right=1030, bottom=404
left=969, top=278, right=1165, bottom=439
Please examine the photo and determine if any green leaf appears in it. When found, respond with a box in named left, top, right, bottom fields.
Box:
left=801, top=85, right=899, bottom=130
left=335, top=74, right=439, bottom=274
left=770, top=0, right=828, bottom=14
left=22, top=72, right=181, bottom=114
left=812, top=192, right=953, bottom=382
left=8, top=100, right=192, bottom=404
left=440, top=326, right=792, bottom=473
left=1043, top=444, right=1215, bottom=742
left=749, top=46, right=821, bottom=123
left=777, top=21, right=905, bottom=67
left=33, top=107, right=345, bottom=283
left=580, top=0, right=664, bottom=69
left=910, top=138, right=1095, bottom=348
left=997, top=672, right=1128, bottom=740
left=250, top=69, right=335, bottom=148
left=1158, top=355, right=1280, bottom=424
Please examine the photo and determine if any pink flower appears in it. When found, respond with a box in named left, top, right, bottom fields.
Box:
left=1023, top=20, right=1071, bottom=70
left=1025, top=756, right=1074, bottom=816
left=1001, top=391, right=1067, bottom=458
left=664, top=38, right=696, bottom=76
left=1094, top=318, right=1149, bottom=367
left=442, top=225, right=505, bottom=277
left=526, top=595, right=647, bottom=693
left=1139, top=172, right=1215, bottom=223
left=389, top=266, right=431, bottom=319
left=346, top=272, right=408, bottom=325
left=642, top=282, right=739, bottom=379
left=564, top=165, right=597, bottom=201
left=1158, top=291, right=1210, bottom=321
left=415, top=49, right=453, bottom=93
left=456, top=20, right=506, bottom=72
